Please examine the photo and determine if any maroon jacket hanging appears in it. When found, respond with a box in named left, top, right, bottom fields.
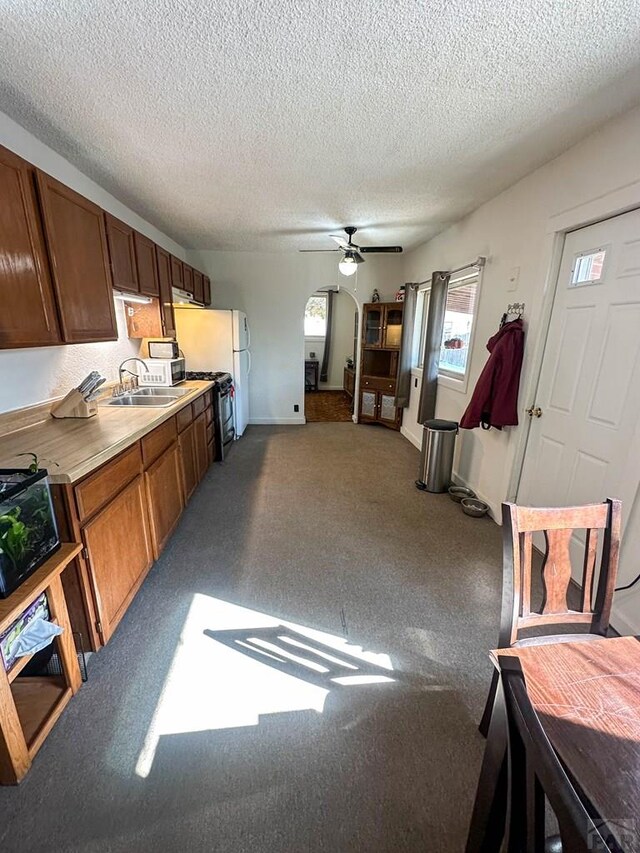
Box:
left=460, top=319, right=524, bottom=430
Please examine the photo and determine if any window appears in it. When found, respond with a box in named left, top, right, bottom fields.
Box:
left=411, top=269, right=481, bottom=388
left=438, top=277, right=478, bottom=379
left=304, top=294, right=328, bottom=336
left=570, top=246, right=607, bottom=287
left=414, top=288, right=430, bottom=369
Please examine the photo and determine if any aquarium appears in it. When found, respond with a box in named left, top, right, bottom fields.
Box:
left=0, top=469, right=60, bottom=599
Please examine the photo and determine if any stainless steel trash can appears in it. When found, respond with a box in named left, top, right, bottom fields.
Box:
left=415, top=419, right=459, bottom=493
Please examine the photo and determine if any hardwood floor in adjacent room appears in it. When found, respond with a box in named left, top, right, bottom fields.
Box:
left=304, top=390, right=352, bottom=422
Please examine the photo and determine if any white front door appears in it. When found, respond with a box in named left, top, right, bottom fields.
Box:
left=518, top=208, right=640, bottom=557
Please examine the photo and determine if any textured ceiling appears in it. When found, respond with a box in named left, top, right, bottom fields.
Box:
left=1, top=1, right=640, bottom=251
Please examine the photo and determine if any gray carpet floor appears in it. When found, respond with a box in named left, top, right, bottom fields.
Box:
left=0, top=423, right=504, bottom=853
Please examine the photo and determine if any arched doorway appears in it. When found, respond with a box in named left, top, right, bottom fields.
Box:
left=303, top=286, right=360, bottom=423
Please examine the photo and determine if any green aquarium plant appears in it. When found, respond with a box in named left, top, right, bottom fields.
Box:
left=0, top=506, right=29, bottom=570
left=0, top=455, right=60, bottom=598
left=16, top=453, right=59, bottom=474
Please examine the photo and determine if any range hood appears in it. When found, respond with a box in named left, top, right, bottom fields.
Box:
left=172, top=287, right=203, bottom=308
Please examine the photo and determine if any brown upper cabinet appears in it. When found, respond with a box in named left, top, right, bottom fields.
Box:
left=0, top=146, right=61, bottom=348
left=105, top=213, right=138, bottom=294
left=155, top=246, right=176, bottom=337
left=183, top=264, right=194, bottom=296
left=192, top=269, right=204, bottom=304
left=36, top=171, right=118, bottom=343
left=362, top=303, right=404, bottom=350
left=170, top=255, right=184, bottom=290
left=133, top=231, right=160, bottom=297
left=203, top=275, right=211, bottom=306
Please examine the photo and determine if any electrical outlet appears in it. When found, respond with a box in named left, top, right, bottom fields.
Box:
left=294, top=404, right=299, bottom=412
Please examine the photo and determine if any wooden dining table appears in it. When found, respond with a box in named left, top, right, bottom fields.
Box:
left=466, top=635, right=640, bottom=852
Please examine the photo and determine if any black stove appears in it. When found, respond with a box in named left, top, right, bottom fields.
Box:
left=186, top=371, right=235, bottom=461
left=186, top=371, right=231, bottom=385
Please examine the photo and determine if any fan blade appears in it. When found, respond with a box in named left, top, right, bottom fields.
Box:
left=359, top=246, right=403, bottom=253
left=298, top=249, right=340, bottom=253
left=329, top=234, right=348, bottom=247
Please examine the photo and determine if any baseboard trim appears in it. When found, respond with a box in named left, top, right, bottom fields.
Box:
left=450, top=471, right=499, bottom=523
left=400, top=425, right=422, bottom=451
left=249, top=417, right=306, bottom=425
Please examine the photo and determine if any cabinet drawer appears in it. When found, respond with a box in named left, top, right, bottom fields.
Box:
left=361, top=376, right=396, bottom=393
left=141, top=417, right=177, bottom=467
left=74, top=444, right=142, bottom=523
left=204, top=390, right=213, bottom=408
left=176, top=403, right=193, bottom=433
left=192, top=393, right=206, bottom=418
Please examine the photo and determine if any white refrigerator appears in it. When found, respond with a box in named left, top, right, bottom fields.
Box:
left=174, top=309, right=251, bottom=437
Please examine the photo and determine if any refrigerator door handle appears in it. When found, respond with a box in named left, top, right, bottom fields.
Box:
left=247, top=351, right=252, bottom=375
left=246, top=324, right=251, bottom=350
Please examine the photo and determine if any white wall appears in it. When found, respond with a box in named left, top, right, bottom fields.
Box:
left=0, top=111, right=186, bottom=413
left=401, top=104, right=640, bottom=634
left=303, top=290, right=357, bottom=390
left=322, top=290, right=357, bottom=389
left=187, top=251, right=402, bottom=424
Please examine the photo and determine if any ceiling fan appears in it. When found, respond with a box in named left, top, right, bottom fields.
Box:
left=300, top=226, right=403, bottom=276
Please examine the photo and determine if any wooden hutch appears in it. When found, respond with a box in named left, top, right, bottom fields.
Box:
left=357, top=302, right=404, bottom=430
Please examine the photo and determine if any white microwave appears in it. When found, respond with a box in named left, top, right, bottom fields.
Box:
left=138, top=358, right=186, bottom=387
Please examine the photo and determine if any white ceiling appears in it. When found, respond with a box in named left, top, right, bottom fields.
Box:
left=1, top=1, right=640, bottom=252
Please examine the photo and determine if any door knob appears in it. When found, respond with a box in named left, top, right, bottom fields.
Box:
left=526, top=406, right=543, bottom=418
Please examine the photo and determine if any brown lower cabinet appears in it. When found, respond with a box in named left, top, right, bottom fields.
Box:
left=82, top=475, right=153, bottom=644
left=55, top=390, right=215, bottom=650
left=145, top=442, right=184, bottom=560
left=179, top=420, right=198, bottom=502
left=193, top=413, right=209, bottom=480
left=359, top=388, right=401, bottom=429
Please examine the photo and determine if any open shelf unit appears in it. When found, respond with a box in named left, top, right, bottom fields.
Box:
left=0, top=542, right=82, bottom=784
left=12, top=676, right=69, bottom=754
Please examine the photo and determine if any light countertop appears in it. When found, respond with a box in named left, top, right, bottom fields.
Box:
left=0, top=381, right=214, bottom=484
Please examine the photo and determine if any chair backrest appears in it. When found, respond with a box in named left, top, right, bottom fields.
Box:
left=499, top=499, right=621, bottom=647
left=499, top=656, right=614, bottom=853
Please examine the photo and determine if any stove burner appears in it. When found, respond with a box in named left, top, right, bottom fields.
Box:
left=186, top=371, right=230, bottom=383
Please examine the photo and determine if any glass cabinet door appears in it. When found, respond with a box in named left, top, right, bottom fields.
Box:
left=384, top=306, right=403, bottom=349
left=379, top=393, right=398, bottom=424
left=364, top=305, right=383, bottom=347
left=360, top=390, right=377, bottom=419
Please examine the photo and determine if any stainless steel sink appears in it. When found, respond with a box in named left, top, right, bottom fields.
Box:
left=133, top=387, right=191, bottom=398
left=106, top=395, right=177, bottom=407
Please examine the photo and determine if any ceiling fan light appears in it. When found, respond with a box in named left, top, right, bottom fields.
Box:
left=338, top=253, right=358, bottom=276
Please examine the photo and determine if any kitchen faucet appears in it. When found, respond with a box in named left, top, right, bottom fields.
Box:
left=115, top=358, right=149, bottom=396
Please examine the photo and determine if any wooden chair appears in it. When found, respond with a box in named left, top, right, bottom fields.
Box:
left=479, top=498, right=621, bottom=737
left=499, top=656, right=614, bottom=852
